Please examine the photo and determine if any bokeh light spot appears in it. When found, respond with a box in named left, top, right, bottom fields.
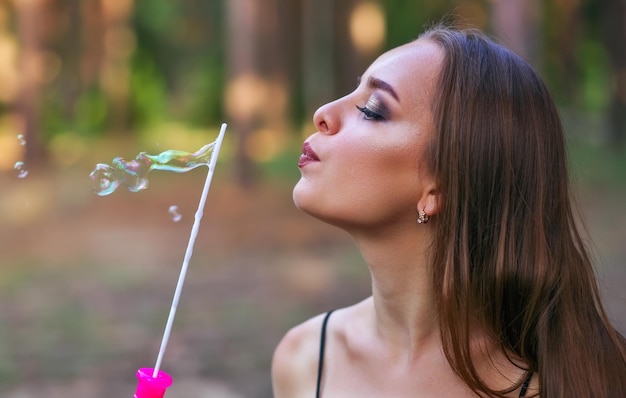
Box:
left=349, top=1, right=386, bottom=55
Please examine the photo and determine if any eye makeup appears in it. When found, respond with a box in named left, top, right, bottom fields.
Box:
left=356, top=95, right=389, bottom=121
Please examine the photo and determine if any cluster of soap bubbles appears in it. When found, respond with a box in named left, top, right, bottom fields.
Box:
left=89, top=142, right=216, bottom=197
left=14, top=134, right=28, bottom=178
left=89, top=155, right=152, bottom=196
left=168, top=205, right=182, bottom=222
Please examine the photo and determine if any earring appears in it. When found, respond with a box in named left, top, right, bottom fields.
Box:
left=417, top=209, right=429, bottom=224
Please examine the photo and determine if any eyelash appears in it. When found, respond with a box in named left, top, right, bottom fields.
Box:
left=356, top=105, right=385, bottom=121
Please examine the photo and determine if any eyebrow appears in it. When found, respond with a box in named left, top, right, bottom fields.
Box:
left=364, top=76, right=400, bottom=103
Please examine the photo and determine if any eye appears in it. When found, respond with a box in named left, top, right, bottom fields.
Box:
left=356, top=105, right=385, bottom=121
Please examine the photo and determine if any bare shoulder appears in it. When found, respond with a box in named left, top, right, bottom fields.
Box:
left=272, top=299, right=373, bottom=397
left=271, top=312, right=329, bottom=398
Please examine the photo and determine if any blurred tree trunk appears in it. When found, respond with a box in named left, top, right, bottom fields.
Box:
left=15, top=0, right=47, bottom=167
left=56, top=0, right=82, bottom=129
left=334, top=0, right=386, bottom=98
left=550, top=0, right=582, bottom=101
left=256, top=0, right=295, bottom=152
left=100, top=0, right=134, bottom=134
left=335, top=0, right=368, bottom=97
left=600, top=0, right=626, bottom=147
left=490, top=0, right=542, bottom=66
left=302, top=0, right=334, bottom=125
left=225, top=0, right=260, bottom=187
left=80, top=0, right=104, bottom=88
left=454, top=0, right=489, bottom=30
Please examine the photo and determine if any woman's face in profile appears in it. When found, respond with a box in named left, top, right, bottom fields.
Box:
left=294, top=39, right=443, bottom=230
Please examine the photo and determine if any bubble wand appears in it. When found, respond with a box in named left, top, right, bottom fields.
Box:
left=89, top=123, right=228, bottom=397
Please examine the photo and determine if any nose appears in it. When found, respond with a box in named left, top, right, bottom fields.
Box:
left=313, top=98, right=341, bottom=135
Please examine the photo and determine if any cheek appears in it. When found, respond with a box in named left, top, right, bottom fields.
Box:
left=349, top=140, right=420, bottom=185
left=335, top=140, right=422, bottom=208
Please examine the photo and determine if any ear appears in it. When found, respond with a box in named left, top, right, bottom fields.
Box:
left=417, top=183, right=441, bottom=218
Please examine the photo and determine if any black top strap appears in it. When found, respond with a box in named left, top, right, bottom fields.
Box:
left=519, top=372, right=533, bottom=397
left=316, top=310, right=335, bottom=398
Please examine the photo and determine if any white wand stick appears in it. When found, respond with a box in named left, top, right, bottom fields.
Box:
left=152, top=123, right=227, bottom=377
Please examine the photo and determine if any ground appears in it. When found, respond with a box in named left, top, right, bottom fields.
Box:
left=0, top=148, right=624, bottom=397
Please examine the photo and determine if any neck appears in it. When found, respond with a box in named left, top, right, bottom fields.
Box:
left=351, top=225, right=440, bottom=358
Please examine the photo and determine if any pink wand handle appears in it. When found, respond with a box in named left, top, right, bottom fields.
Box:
left=134, top=368, right=173, bottom=398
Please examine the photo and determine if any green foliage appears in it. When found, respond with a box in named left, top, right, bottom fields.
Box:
left=541, top=0, right=613, bottom=112
left=383, top=0, right=456, bottom=49
left=183, top=59, right=225, bottom=127
left=578, top=39, right=610, bottom=111
left=40, top=86, right=109, bottom=139
left=128, top=50, right=167, bottom=129
left=129, top=0, right=225, bottom=128
left=74, top=88, right=109, bottom=135
left=568, top=137, right=626, bottom=190
left=134, top=0, right=180, bottom=35
left=40, top=93, right=69, bottom=138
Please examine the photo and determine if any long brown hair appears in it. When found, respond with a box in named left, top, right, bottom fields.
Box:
left=420, top=26, right=626, bottom=397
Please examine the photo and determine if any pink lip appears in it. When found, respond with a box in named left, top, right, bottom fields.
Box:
left=298, top=142, right=320, bottom=167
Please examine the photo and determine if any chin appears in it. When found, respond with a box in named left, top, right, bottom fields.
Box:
left=292, top=186, right=346, bottom=230
left=292, top=181, right=309, bottom=212
left=292, top=178, right=316, bottom=209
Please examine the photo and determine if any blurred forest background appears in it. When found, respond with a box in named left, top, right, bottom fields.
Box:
left=0, top=0, right=625, bottom=397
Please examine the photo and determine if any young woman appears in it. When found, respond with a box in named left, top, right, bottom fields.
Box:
left=272, top=25, right=626, bottom=397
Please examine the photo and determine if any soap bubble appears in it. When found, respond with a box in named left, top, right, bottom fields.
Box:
left=14, top=161, right=28, bottom=178
left=168, top=205, right=182, bottom=222
left=17, top=134, right=26, bottom=145
left=89, top=164, right=120, bottom=196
